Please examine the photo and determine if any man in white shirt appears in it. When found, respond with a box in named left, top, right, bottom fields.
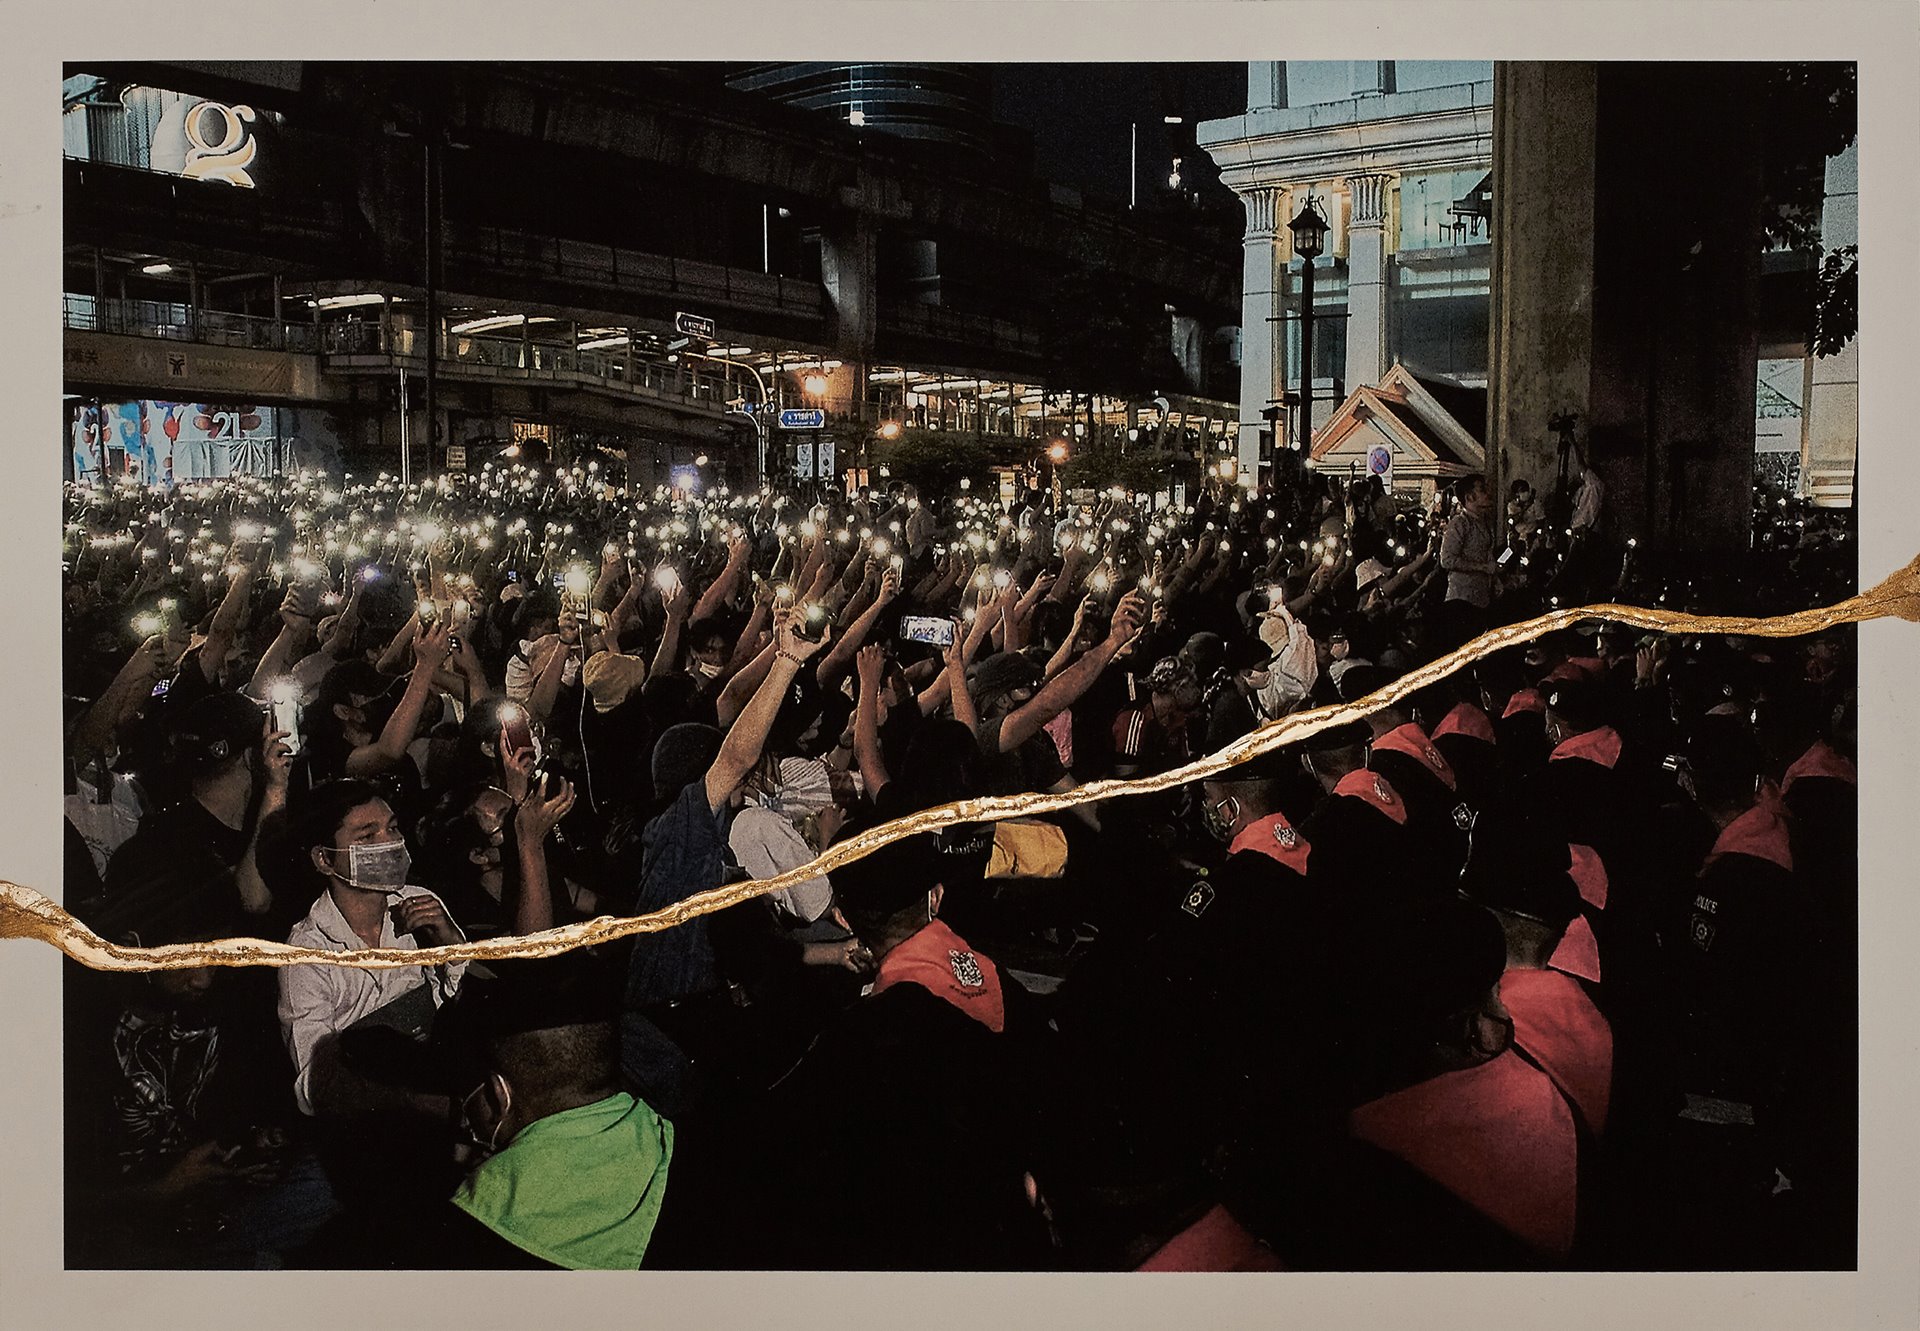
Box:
left=277, top=779, right=467, bottom=1119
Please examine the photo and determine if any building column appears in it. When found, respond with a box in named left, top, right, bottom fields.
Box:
left=1485, top=61, right=1598, bottom=509
left=821, top=207, right=878, bottom=367
left=1345, top=173, right=1391, bottom=390
left=1248, top=62, right=1286, bottom=112
left=1236, top=184, right=1283, bottom=481
left=1804, top=139, right=1858, bottom=507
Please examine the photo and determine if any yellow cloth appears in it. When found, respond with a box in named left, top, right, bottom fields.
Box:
left=985, top=820, right=1069, bottom=879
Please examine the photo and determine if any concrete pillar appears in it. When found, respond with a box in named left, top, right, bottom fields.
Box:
left=1485, top=62, right=1598, bottom=508
left=1351, top=61, right=1395, bottom=97
left=1236, top=184, right=1283, bottom=480
left=821, top=210, right=878, bottom=363
left=1248, top=62, right=1286, bottom=112
left=1586, top=62, right=1765, bottom=555
left=1344, top=173, right=1392, bottom=389
left=1804, top=140, right=1857, bottom=507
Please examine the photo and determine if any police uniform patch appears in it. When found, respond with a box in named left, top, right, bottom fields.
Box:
left=1689, top=915, right=1716, bottom=952
left=947, top=949, right=985, bottom=989
left=1373, top=777, right=1394, bottom=805
left=1181, top=882, right=1216, bottom=918
left=1452, top=803, right=1477, bottom=831
left=1273, top=822, right=1298, bottom=849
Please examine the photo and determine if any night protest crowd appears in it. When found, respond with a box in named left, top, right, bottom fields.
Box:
left=58, top=444, right=1860, bottom=1272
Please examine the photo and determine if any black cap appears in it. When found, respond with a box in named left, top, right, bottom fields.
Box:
left=1225, top=633, right=1274, bottom=675
left=1335, top=664, right=1393, bottom=706
left=651, top=723, right=725, bottom=800
left=1458, top=807, right=1581, bottom=929
left=1543, top=676, right=1606, bottom=733
left=1179, top=632, right=1228, bottom=679
left=831, top=832, right=944, bottom=922
left=1301, top=718, right=1373, bottom=757
left=171, top=691, right=266, bottom=771
left=1208, top=745, right=1298, bottom=786
left=465, top=953, right=620, bottom=1042
left=969, top=652, right=1043, bottom=711
left=1347, top=899, right=1508, bottom=1031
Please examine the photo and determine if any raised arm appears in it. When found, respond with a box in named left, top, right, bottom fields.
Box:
left=691, top=536, right=753, bottom=624
left=247, top=583, right=320, bottom=696
left=344, top=621, right=451, bottom=778
left=648, top=575, right=690, bottom=680
left=994, top=591, right=1144, bottom=754
left=852, top=644, right=892, bottom=797
left=704, top=607, right=828, bottom=812
left=509, top=774, right=578, bottom=937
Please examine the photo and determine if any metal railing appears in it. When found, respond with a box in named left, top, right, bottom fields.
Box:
left=63, top=294, right=319, bottom=353
left=322, top=323, right=735, bottom=410
left=447, top=223, right=828, bottom=320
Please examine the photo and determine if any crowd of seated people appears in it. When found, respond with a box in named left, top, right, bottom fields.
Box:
left=60, top=458, right=1859, bottom=1270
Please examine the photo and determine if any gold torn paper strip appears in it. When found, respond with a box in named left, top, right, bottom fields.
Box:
left=6, top=553, right=1915, bottom=973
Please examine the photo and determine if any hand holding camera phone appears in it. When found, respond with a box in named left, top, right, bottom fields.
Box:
left=792, top=601, right=832, bottom=644
left=898, top=615, right=957, bottom=648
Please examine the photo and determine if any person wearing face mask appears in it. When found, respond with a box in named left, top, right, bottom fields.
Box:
left=430, top=956, right=677, bottom=1270
left=1196, top=749, right=1313, bottom=880
left=1252, top=601, right=1319, bottom=719
left=276, top=779, right=468, bottom=1121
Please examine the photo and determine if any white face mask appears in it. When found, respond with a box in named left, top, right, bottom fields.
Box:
left=694, top=660, right=724, bottom=680
left=326, top=839, right=411, bottom=892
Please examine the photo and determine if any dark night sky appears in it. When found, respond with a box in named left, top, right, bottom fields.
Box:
left=988, top=63, right=1243, bottom=206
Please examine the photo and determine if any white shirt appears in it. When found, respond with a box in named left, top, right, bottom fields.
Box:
left=728, top=805, right=833, bottom=924
left=1570, top=467, right=1605, bottom=533
left=504, top=636, right=582, bottom=703
left=277, top=884, right=466, bottom=1115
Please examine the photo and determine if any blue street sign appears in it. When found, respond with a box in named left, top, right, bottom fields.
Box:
left=779, top=409, right=826, bottom=430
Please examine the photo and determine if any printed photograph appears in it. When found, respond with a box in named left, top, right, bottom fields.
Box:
left=57, top=58, right=1860, bottom=1271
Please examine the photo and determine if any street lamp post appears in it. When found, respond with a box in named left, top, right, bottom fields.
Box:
left=683, top=348, right=771, bottom=483
left=1287, top=196, right=1329, bottom=459
left=1047, top=438, right=1068, bottom=509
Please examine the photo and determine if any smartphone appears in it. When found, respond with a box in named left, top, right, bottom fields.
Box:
left=417, top=598, right=439, bottom=625
left=271, top=690, right=303, bottom=758
left=899, top=615, right=957, bottom=648
left=500, top=705, right=535, bottom=759
left=793, top=602, right=832, bottom=644
left=1497, top=548, right=1515, bottom=567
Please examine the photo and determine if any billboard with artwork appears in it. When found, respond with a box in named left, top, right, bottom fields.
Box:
left=68, top=398, right=283, bottom=485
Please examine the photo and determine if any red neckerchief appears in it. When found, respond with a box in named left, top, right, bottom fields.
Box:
left=1782, top=740, right=1856, bottom=794
left=1228, top=811, right=1311, bottom=876
left=1702, top=800, right=1794, bottom=876
left=1550, top=725, right=1623, bottom=770
left=1566, top=655, right=1607, bottom=677
left=1334, top=768, right=1409, bottom=825
left=869, top=919, right=1005, bottom=1033
left=1433, top=702, right=1496, bottom=746
left=1542, top=662, right=1585, bottom=685
left=1549, top=915, right=1602, bottom=984
left=1373, top=722, right=1458, bottom=791
left=1135, top=1204, right=1284, bottom=1272
left=1347, top=1051, right=1578, bottom=1259
left=1503, top=688, right=1546, bottom=719
left=1502, top=967, right=1614, bottom=1137
left=1568, top=843, right=1608, bottom=910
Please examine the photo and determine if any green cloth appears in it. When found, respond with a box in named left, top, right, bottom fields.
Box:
left=451, top=1092, right=674, bottom=1270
